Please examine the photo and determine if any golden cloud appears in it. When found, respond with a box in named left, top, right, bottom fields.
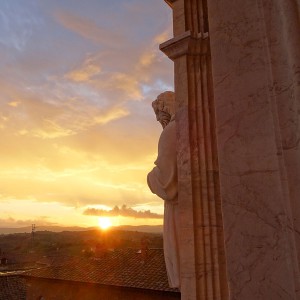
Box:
left=110, top=73, right=142, bottom=100
left=66, top=64, right=101, bottom=82
left=93, top=107, right=129, bottom=124
left=135, top=28, right=173, bottom=81
left=88, top=72, right=143, bottom=101
left=8, top=100, right=21, bottom=107
left=0, top=163, right=158, bottom=208
left=1, top=86, right=130, bottom=139
left=154, top=29, right=172, bottom=44
left=65, top=56, right=102, bottom=82
left=30, top=120, right=76, bottom=139
left=139, top=52, right=156, bottom=67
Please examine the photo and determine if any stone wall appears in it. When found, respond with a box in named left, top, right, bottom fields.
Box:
left=25, top=277, right=181, bottom=300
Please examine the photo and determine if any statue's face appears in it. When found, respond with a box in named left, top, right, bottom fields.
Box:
left=156, top=110, right=171, bottom=129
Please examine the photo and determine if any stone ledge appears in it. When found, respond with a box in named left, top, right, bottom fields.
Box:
left=159, top=31, right=209, bottom=60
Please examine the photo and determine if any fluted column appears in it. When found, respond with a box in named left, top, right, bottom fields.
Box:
left=161, top=1, right=229, bottom=299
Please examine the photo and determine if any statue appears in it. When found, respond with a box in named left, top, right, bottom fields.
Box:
left=147, top=91, right=180, bottom=288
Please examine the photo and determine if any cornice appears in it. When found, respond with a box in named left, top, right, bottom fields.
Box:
left=159, top=31, right=209, bottom=61
left=164, top=0, right=176, bottom=8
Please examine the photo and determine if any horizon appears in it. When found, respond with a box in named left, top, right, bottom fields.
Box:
left=0, top=223, right=163, bottom=235
left=0, top=0, right=173, bottom=228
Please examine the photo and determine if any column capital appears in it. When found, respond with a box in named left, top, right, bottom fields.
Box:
left=159, top=30, right=209, bottom=61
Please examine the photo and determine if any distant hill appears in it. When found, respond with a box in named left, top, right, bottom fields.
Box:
left=116, top=225, right=162, bottom=233
left=0, top=225, right=163, bottom=235
left=0, top=226, right=90, bottom=234
left=0, top=226, right=163, bottom=268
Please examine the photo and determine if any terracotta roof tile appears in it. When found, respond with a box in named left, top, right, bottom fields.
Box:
left=0, top=275, right=26, bottom=300
left=23, top=248, right=179, bottom=293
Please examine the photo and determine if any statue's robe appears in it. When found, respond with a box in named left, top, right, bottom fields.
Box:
left=147, top=117, right=180, bottom=288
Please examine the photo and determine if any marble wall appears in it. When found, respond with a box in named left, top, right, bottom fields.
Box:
left=208, top=0, right=300, bottom=299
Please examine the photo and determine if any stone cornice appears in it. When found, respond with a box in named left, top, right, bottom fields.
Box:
left=164, top=0, right=175, bottom=8
left=159, top=31, right=209, bottom=60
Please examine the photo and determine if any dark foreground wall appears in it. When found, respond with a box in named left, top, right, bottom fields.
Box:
left=25, top=277, right=181, bottom=300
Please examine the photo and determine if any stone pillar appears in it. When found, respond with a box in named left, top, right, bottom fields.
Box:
left=160, top=0, right=300, bottom=299
left=160, top=1, right=229, bottom=299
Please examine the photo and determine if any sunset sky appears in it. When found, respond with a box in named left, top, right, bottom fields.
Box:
left=0, top=0, right=173, bottom=228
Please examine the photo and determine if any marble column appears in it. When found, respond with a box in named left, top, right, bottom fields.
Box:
left=160, top=0, right=300, bottom=299
left=161, top=1, right=229, bottom=299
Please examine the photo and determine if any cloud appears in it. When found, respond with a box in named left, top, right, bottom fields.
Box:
left=24, top=104, right=130, bottom=139
left=54, top=11, right=124, bottom=47
left=65, top=56, right=101, bottom=82
left=0, top=78, right=130, bottom=139
left=0, top=150, right=158, bottom=208
left=8, top=100, right=21, bottom=107
left=83, top=205, right=163, bottom=219
left=62, top=21, right=173, bottom=102
left=64, top=52, right=144, bottom=101
left=137, top=29, right=172, bottom=69
left=93, top=106, right=129, bottom=124
left=0, top=217, right=56, bottom=228
left=95, top=72, right=142, bottom=101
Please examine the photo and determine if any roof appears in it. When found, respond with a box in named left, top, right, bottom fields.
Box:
left=23, top=248, right=179, bottom=293
left=0, top=275, right=26, bottom=300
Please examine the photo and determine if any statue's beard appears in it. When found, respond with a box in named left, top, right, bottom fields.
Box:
left=158, top=111, right=171, bottom=128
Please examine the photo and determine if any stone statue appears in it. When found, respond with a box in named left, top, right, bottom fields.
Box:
left=147, top=91, right=180, bottom=288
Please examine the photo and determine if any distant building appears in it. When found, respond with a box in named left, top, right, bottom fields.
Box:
left=0, top=251, right=11, bottom=265
left=1, top=257, right=8, bottom=265
left=22, top=248, right=180, bottom=300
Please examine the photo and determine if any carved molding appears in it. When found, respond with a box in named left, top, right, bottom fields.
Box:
left=164, top=0, right=175, bottom=8
left=159, top=30, right=209, bottom=61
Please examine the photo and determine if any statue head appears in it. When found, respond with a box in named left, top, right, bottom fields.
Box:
left=152, top=91, right=175, bottom=129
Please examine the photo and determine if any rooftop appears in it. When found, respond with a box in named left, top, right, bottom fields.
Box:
left=23, top=248, right=179, bottom=293
left=0, top=275, right=26, bottom=300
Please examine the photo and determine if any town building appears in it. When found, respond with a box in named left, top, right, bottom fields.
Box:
left=0, top=274, right=26, bottom=300
left=22, top=248, right=180, bottom=300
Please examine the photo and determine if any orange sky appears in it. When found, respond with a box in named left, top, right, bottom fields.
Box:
left=0, top=0, right=173, bottom=228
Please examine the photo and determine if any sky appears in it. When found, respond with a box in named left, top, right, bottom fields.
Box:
left=0, top=0, right=174, bottom=228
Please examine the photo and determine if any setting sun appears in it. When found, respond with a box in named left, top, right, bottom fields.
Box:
left=98, top=217, right=112, bottom=230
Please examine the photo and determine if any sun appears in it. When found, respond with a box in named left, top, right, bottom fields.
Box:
left=98, top=217, right=112, bottom=230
